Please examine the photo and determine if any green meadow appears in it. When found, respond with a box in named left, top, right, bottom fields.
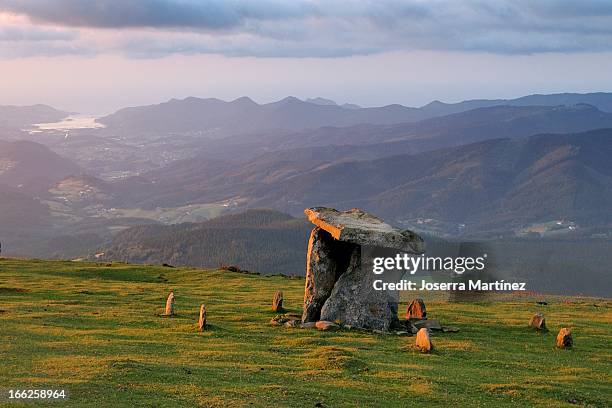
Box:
left=1, top=259, right=610, bottom=407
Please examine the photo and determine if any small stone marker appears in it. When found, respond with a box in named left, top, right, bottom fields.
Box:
left=529, top=312, right=546, bottom=330
left=272, top=290, right=284, bottom=312
left=413, top=319, right=442, bottom=331
left=165, top=290, right=175, bottom=316
left=441, top=326, right=460, bottom=333
left=198, top=304, right=206, bottom=331
left=315, top=320, right=340, bottom=331
left=556, top=328, right=573, bottom=348
left=406, top=298, right=426, bottom=320
left=415, top=328, right=433, bottom=352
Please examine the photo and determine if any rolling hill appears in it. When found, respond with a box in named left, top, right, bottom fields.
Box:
left=243, top=129, right=612, bottom=234
left=109, top=104, right=612, bottom=210
left=110, top=123, right=612, bottom=236
left=0, top=140, right=82, bottom=194
left=272, top=103, right=612, bottom=150
left=101, top=209, right=312, bottom=275
left=0, top=188, right=52, bottom=230
left=0, top=104, right=68, bottom=131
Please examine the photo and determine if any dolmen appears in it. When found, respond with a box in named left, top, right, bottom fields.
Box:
left=302, top=207, right=424, bottom=331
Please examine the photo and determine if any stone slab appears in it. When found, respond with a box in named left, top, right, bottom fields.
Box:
left=304, top=207, right=424, bottom=253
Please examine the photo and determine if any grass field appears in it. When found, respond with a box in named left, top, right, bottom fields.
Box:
left=1, top=259, right=610, bottom=407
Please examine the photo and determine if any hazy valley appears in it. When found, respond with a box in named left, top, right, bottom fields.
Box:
left=1, top=93, right=612, bottom=296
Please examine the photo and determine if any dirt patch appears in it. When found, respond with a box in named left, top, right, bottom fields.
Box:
left=0, top=287, right=29, bottom=293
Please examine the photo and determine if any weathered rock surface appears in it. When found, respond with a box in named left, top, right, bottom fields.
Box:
left=302, top=207, right=424, bottom=331
left=556, top=328, right=573, bottom=348
left=315, top=320, right=340, bottom=331
left=270, top=313, right=301, bottom=328
left=529, top=313, right=546, bottom=330
left=272, top=290, right=284, bottom=312
left=302, top=227, right=353, bottom=322
left=284, top=319, right=300, bottom=328
left=318, top=247, right=400, bottom=331
left=165, top=290, right=175, bottom=316
left=413, top=319, right=442, bottom=331
left=198, top=304, right=206, bottom=331
left=406, top=298, right=427, bottom=320
left=441, top=326, right=460, bottom=333
left=415, top=328, right=433, bottom=352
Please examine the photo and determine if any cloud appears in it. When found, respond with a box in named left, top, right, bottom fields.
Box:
left=0, top=0, right=318, bottom=29
left=0, top=17, right=85, bottom=58
left=0, top=0, right=611, bottom=58
left=0, top=25, right=76, bottom=42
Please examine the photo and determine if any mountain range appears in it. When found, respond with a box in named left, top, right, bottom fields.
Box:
left=2, top=92, right=612, bottom=282
left=244, top=129, right=612, bottom=234
left=110, top=104, right=612, bottom=220
left=96, top=92, right=612, bottom=139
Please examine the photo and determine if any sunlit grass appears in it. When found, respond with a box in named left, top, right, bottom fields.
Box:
left=0, top=258, right=610, bottom=407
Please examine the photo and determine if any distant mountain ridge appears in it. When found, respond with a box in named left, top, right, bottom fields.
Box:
left=97, top=96, right=421, bottom=136
left=420, top=92, right=612, bottom=116
left=97, top=92, right=612, bottom=138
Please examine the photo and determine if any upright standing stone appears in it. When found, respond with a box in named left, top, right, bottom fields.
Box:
left=415, top=328, right=433, bottom=352
left=406, top=298, right=427, bottom=320
left=303, top=227, right=352, bottom=322
left=301, top=207, right=424, bottom=331
left=165, top=290, right=175, bottom=316
left=198, top=304, right=206, bottom=331
left=272, top=290, right=284, bottom=312
left=528, top=313, right=546, bottom=330
left=556, top=328, right=573, bottom=348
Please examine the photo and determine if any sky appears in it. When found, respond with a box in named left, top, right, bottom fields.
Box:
left=0, top=0, right=611, bottom=114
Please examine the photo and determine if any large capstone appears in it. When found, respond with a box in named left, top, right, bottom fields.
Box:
left=302, top=207, right=424, bottom=331
left=304, top=207, right=423, bottom=252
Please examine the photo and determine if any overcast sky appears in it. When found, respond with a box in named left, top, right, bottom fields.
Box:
left=1, top=0, right=611, bottom=114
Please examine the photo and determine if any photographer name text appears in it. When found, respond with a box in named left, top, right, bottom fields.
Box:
left=373, top=279, right=527, bottom=291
